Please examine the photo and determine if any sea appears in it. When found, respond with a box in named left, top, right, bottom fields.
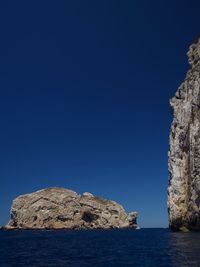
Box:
left=0, top=228, right=200, bottom=267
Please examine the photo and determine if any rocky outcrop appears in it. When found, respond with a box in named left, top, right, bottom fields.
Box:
left=5, top=187, right=138, bottom=230
left=168, top=37, right=200, bottom=231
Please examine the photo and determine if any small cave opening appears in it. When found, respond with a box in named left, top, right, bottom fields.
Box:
left=82, top=212, right=99, bottom=223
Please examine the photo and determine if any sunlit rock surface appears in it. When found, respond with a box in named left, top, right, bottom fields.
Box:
left=5, top=187, right=138, bottom=230
left=168, top=37, right=200, bottom=231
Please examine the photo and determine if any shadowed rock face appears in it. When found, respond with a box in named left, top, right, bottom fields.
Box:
left=168, top=37, right=200, bottom=231
left=6, top=187, right=137, bottom=230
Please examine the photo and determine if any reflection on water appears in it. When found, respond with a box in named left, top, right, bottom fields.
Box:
left=169, top=231, right=200, bottom=267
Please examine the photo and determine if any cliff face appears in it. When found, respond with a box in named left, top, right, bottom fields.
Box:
left=168, top=38, right=200, bottom=231
left=6, top=187, right=137, bottom=230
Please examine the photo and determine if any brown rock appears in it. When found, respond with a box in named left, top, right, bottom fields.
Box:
left=6, top=187, right=138, bottom=230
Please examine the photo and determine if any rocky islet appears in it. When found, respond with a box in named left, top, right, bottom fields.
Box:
left=4, top=187, right=138, bottom=230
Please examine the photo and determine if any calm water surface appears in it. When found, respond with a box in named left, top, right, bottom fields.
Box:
left=0, top=229, right=200, bottom=267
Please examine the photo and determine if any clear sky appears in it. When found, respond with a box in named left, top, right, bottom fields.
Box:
left=0, top=0, right=200, bottom=227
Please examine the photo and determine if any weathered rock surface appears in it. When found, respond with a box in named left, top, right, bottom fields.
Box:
left=5, top=187, right=138, bottom=230
left=168, top=37, right=200, bottom=231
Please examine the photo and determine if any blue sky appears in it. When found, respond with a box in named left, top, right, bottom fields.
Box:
left=0, top=0, right=200, bottom=227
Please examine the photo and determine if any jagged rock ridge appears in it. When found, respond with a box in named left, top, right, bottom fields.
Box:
left=5, top=187, right=138, bottom=230
left=168, top=37, right=200, bottom=231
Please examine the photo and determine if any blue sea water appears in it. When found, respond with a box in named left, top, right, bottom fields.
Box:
left=0, top=228, right=200, bottom=267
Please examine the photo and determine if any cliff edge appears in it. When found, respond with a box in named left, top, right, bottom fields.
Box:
left=168, top=37, right=200, bottom=231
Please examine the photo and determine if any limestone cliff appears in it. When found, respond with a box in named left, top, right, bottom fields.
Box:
left=168, top=37, right=200, bottom=231
left=5, top=187, right=137, bottom=230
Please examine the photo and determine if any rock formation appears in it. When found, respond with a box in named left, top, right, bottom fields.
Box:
left=168, top=37, right=200, bottom=231
left=5, top=187, right=138, bottom=230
